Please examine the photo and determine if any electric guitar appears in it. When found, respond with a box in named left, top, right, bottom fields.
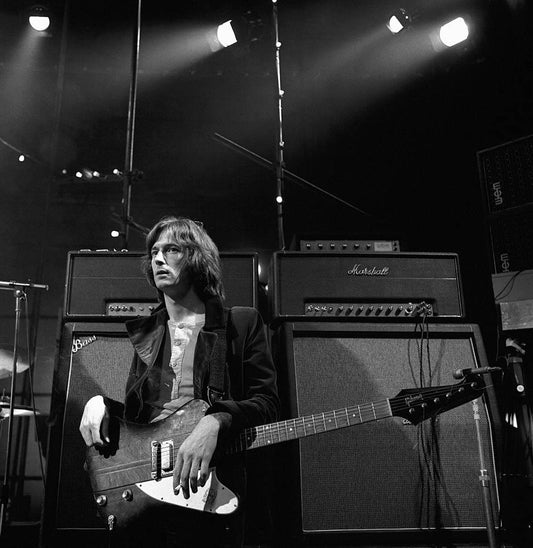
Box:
left=85, top=375, right=485, bottom=530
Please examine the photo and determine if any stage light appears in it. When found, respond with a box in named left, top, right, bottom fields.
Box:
left=387, top=8, right=412, bottom=34
left=439, top=17, right=469, bottom=47
left=18, top=155, right=25, bottom=162
left=210, top=9, right=265, bottom=51
left=28, top=5, right=51, bottom=32
left=216, top=21, right=237, bottom=48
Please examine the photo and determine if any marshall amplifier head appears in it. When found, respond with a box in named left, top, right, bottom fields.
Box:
left=64, top=250, right=258, bottom=318
left=268, top=252, right=465, bottom=324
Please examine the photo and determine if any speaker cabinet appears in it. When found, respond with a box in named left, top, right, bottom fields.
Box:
left=272, top=321, right=502, bottom=544
left=41, top=322, right=133, bottom=546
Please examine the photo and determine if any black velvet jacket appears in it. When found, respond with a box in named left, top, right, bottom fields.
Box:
left=105, top=295, right=280, bottom=440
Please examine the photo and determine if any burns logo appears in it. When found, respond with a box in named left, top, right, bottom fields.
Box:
left=72, top=335, right=97, bottom=354
left=347, top=264, right=390, bottom=276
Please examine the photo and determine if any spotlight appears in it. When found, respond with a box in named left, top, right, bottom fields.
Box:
left=211, top=9, right=264, bottom=51
left=18, top=155, right=25, bottom=162
left=28, top=5, right=51, bottom=32
left=387, top=8, right=412, bottom=34
left=216, top=20, right=237, bottom=48
left=439, top=17, right=469, bottom=47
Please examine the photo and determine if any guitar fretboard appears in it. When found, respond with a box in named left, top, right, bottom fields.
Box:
left=229, top=399, right=392, bottom=454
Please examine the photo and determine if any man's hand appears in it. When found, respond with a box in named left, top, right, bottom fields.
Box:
left=79, top=395, right=110, bottom=447
left=173, top=412, right=231, bottom=499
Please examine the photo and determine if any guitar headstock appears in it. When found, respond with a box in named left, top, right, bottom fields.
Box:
left=390, top=375, right=486, bottom=425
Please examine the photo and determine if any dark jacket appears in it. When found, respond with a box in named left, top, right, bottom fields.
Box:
left=105, top=296, right=280, bottom=434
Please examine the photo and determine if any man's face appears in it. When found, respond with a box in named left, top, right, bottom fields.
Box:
left=150, top=231, right=191, bottom=297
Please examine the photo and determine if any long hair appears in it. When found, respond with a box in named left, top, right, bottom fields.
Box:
left=141, top=216, right=225, bottom=301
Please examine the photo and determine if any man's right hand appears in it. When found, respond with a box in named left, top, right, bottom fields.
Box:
left=79, top=395, right=110, bottom=447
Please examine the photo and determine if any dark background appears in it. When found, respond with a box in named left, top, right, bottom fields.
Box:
left=0, top=0, right=532, bottom=542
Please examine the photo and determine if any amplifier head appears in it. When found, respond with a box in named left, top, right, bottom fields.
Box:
left=63, top=250, right=259, bottom=318
left=268, top=252, right=465, bottom=324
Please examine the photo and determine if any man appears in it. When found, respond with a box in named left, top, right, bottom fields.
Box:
left=79, top=216, right=280, bottom=547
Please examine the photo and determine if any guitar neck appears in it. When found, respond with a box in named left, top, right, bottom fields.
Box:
left=228, top=398, right=393, bottom=454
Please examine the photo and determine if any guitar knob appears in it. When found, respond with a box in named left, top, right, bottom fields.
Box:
left=122, top=489, right=133, bottom=501
left=95, top=495, right=107, bottom=506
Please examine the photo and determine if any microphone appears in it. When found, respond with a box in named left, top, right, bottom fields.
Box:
left=452, top=366, right=501, bottom=380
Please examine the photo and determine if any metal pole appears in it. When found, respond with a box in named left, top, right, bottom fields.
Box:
left=121, top=0, right=142, bottom=250
left=272, top=0, right=286, bottom=251
left=0, top=290, right=25, bottom=536
left=471, top=398, right=500, bottom=548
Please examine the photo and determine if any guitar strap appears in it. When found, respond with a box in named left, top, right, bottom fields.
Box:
left=207, top=308, right=231, bottom=406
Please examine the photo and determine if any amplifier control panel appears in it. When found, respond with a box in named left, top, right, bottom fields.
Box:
left=106, top=301, right=159, bottom=316
left=304, top=301, right=434, bottom=318
left=300, top=239, right=400, bottom=253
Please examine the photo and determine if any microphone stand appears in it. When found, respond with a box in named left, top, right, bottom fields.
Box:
left=212, top=132, right=374, bottom=219
left=0, top=280, right=48, bottom=538
left=470, top=391, right=499, bottom=548
left=213, top=2, right=375, bottom=249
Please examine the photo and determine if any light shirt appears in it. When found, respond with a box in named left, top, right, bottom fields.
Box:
left=150, top=314, right=205, bottom=422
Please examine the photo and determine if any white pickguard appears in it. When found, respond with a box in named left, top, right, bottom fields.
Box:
left=136, top=467, right=238, bottom=514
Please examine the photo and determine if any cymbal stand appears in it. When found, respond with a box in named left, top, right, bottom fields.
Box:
left=0, top=280, right=48, bottom=538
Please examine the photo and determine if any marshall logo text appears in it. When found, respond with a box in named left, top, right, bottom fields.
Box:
left=347, top=264, right=390, bottom=276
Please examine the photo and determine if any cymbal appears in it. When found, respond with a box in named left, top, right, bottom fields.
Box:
left=0, top=349, right=29, bottom=379
left=0, top=402, right=39, bottom=418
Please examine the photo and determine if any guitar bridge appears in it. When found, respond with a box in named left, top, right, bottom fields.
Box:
left=151, top=440, right=175, bottom=480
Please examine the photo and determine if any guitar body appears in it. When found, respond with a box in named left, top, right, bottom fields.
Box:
left=85, top=399, right=239, bottom=530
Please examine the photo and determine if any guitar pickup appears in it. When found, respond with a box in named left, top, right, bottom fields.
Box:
left=151, top=440, right=175, bottom=480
